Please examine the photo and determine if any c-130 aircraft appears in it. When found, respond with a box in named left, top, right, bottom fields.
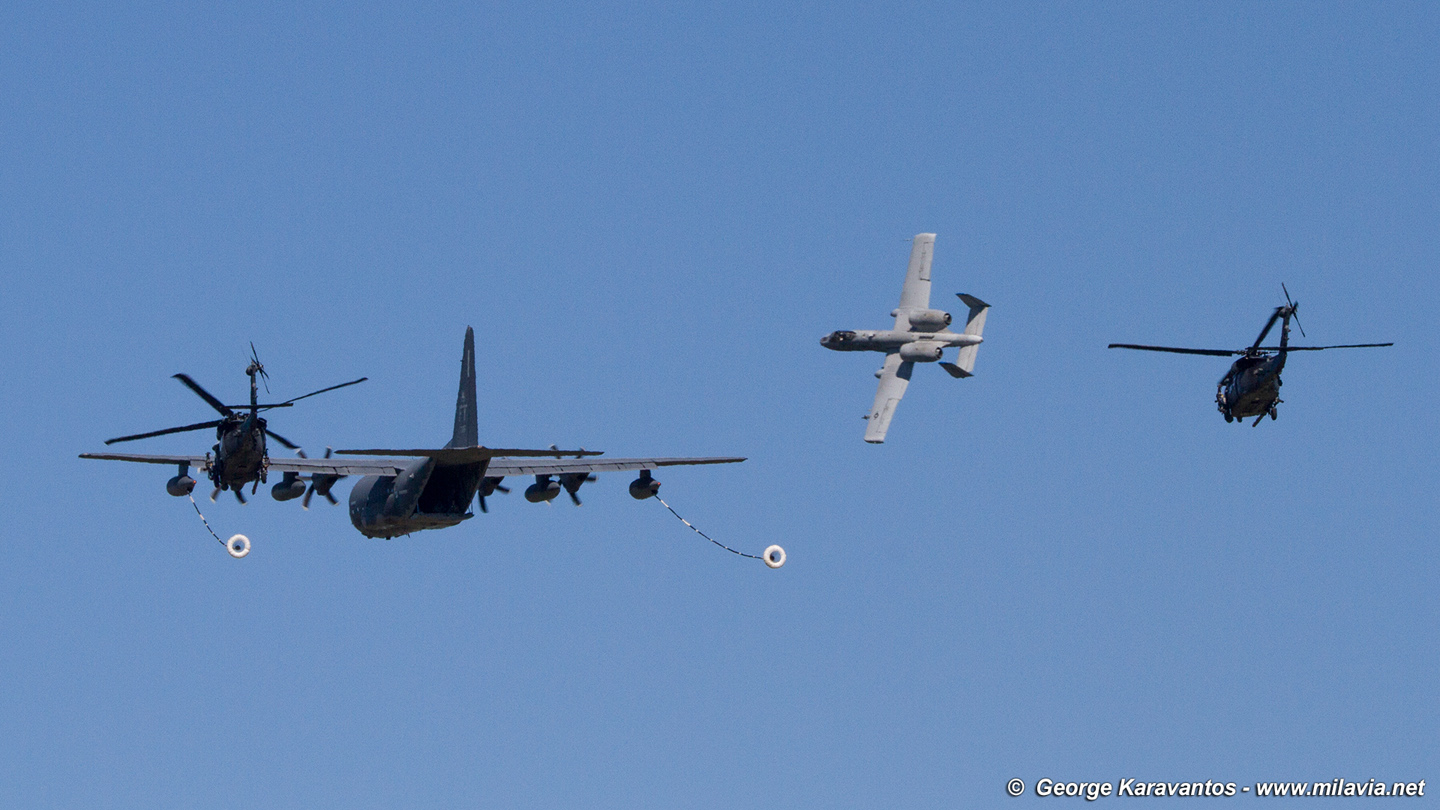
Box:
left=83, top=328, right=746, bottom=551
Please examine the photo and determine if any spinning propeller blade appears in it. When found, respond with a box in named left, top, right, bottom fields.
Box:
left=477, top=476, right=510, bottom=513
left=299, top=448, right=345, bottom=509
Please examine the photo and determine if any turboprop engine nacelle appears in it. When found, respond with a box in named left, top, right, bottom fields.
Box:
left=272, top=471, right=307, bottom=501
left=525, top=476, right=561, bottom=503
left=906, top=309, right=952, bottom=331
left=899, top=341, right=945, bottom=362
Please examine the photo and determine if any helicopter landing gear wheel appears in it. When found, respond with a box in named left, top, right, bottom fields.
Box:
left=1224, top=413, right=1233, bottom=423
left=227, top=534, right=251, bottom=558
left=1269, top=407, right=1277, bottom=421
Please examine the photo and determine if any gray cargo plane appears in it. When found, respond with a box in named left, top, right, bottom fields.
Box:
left=822, top=233, right=991, bottom=443
left=82, top=328, right=745, bottom=552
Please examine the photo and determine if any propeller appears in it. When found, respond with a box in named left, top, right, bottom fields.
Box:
left=1282, top=283, right=1305, bottom=338
left=298, top=447, right=346, bottom=508
left=560, top=472, right=597, bottom=506
left=477, top=476, right=510, bottom=513
left=105, top=419, right=224, bottom=445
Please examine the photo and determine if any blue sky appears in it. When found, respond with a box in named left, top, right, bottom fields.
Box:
left=1, top=1, right=1435, bottom=806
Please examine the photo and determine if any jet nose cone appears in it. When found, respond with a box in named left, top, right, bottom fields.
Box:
left=820, top=334, right=833, bottom=347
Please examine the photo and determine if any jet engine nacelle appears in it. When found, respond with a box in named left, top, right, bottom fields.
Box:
left=525, top=476, right=562, bottom=503
left=899, top=341, right=945, bottom=362
left=906, top=309, right=952, bottom=331
left=271, top=471, right=307, bottom=502
left=166, top=475, right=196, bottom=497
left=629, top=470, right=660, bottom=500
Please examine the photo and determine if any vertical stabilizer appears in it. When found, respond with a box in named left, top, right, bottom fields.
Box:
left=949, top=294, right=990, bottom=376
left=448, top=327, right=478, bottom=449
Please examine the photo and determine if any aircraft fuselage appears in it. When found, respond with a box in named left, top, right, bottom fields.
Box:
left=348, top=456, right=486, bottom=538
left=209, top=414, right=269, bottom=491
left=820, top=329, right=981, bottom=357
left=1217, top=352, right=1287, bottom=420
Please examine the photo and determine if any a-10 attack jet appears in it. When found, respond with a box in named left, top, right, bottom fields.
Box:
left=822, top=233, right=991, bottom=443
left=82, top=328, right=745, bottom=552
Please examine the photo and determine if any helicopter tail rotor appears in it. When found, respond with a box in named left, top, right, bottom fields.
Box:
left=248, top=342, right=271, bottom=394
left=1281, top=283, right=1305, bottom=338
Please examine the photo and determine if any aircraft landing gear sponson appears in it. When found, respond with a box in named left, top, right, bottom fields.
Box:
left=227, top=534, right=251, bottom=558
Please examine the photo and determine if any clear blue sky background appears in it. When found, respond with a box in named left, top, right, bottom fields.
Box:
left=1, top=2, right=1435, bottom=807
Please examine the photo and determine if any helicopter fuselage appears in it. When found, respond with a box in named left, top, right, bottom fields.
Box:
left=209, top=413, right=269, bottom=491
left=1216, top=352, right=1287, bottom=421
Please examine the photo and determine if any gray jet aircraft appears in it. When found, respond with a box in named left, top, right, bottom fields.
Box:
left=82, top=328, right=745, bottom=552
left=821, top=233, right=991, bottom=443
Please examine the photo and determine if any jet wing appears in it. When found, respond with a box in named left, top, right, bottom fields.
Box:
left=864, top=352, right=913, bottom=443
left=894, top=233, right=936, bottom=325
left=486, top=456, right=745, bottom=476
left=79, top=452, right=408, bottom=477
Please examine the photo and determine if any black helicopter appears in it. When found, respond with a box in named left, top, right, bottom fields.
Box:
left=1109, top=287, right=1393, bottom=426
left=102, top=345, right=366, bottom=500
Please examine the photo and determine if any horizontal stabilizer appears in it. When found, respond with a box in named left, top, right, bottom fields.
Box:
left=951, top=293, right=991, bottom=375
left=336, top=446, right=603, bottom=464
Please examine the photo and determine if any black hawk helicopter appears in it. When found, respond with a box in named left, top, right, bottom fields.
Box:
left=1109, top=287, right=1393, bottom=426
left=97, top=345, right=366, bottom=500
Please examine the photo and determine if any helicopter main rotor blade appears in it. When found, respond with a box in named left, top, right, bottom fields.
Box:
left=263, top=377, right=368, bottom=409
left=1259, top=343, right=1394, bottom=351
left=105, top=419, right=224, bottom=445
left=1250, top=307, right=1285, bottom=350
left=1107, top=344, right=1239, bottom=357
left=172, top=374, right=235, bottom=416
left=265, top=428, right=301, bottom=449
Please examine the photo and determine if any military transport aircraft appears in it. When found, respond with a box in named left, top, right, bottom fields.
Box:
left=821, top=233, right=991, bottom=443
left=1108, top=287, right=1393, bottom=425
left=81, top=328, right=745, bottom=554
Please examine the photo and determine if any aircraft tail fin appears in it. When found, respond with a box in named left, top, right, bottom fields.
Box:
left=447, top=327, right=478, bottom=449
left=946, top=294, right=990, bottom=377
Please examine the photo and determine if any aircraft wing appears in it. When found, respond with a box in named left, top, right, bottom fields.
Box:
left=864, top=352, right=913, bottom=443
left=81, top=452, right=743, bottom=478
left=485, top=456, right=745, bottom=476
left=79, top=452, right=408, bottom=477
left=894, top=233, right=936, bottom=324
